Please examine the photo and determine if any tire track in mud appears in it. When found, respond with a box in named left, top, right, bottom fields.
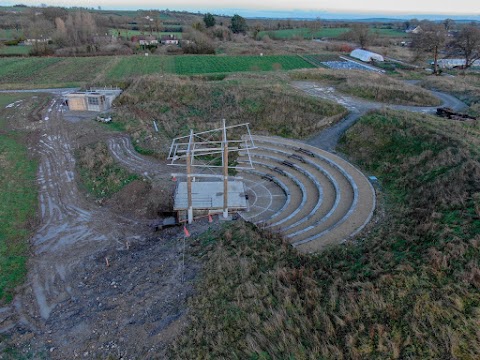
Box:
left=1, top=97, right=194, bottom=358
left=106, top=136, right=171, bottom=180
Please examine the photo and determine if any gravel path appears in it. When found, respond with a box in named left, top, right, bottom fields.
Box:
left=292, top=81, right=467, bottom=151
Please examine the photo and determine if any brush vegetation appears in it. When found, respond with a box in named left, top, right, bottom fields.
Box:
left=0, top=94, right=38, bottom=303
left=76, top=142, right=139, bottom=198
left=421, top=73, right=480, bottom=117
left=113, top=75, right=347, bottom=155
left=290, top=68, right=442, bottom=106
left=173, top=109, right=480, bottom=359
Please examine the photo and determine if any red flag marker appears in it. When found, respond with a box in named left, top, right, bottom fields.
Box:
left=183, top=226, right=190, bottom=237
left=208, top=214, right=213, bottom=223
left=172, top=176, right=177, bottom=182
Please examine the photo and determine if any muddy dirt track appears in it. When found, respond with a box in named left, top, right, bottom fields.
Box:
left=0, top=82, right=467, bottom=358
left=0, top=97, right=204, bottom=359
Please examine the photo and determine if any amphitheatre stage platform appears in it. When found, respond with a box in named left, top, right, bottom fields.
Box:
left=173, top=180, right=248, bottom=213
left=237, top=135, right=376, bottom=253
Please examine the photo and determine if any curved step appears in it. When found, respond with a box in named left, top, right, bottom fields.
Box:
left=240, top=170, right=290, bottom=223
left=238, top=159, right=308, bottom=227
left=247, top=142, right=355, bottom=241
left=241, top=149, right=327, bottom=232
left=242, top=135, right=376, bottom=252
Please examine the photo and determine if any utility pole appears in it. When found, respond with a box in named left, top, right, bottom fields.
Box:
left=187, top=130, right=194, bottom=224
left=222, top=119, right=229, bottom=219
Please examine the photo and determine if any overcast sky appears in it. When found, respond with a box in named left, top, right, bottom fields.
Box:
left=6, top=0, right=480, bottom=16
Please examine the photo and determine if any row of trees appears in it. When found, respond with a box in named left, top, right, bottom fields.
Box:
left=412, top=23, right=480, bottom=73
left=202, top=13, right=247, bottom=34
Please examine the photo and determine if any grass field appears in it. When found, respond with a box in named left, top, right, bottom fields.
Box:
left=174, top=55, right=314, bottom=75
left=0, top=45, right=31, bottom=56
left=0, top=55, right=315, bottom=88
left=0, top=29, right=24, bottom=40
left=258, top=27, right=407, bottom=40
left=172, top=109, right=480, bottom=359
left=258, top=27, right=350, bottom=40
left=0, top=57, right=116, bottom=88
left=106, top=56, right=174, bottom=80
left=0, top=93, right=38, bottom=303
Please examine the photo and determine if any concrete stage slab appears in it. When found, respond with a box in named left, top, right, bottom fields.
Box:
left=174, top=181, right=248, bottom=210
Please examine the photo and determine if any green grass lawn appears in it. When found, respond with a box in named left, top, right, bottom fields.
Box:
left=0, top=93, right=38, bottom=303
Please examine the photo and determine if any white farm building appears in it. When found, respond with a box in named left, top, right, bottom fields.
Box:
left=350, top=49, right=384, bottom=63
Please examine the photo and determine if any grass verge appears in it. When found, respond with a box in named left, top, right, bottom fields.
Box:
left=0, top=94, right=38, bottom=303
left=172, top=109, right=480, bottom=359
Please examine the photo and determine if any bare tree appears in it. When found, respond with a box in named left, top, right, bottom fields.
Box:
left=449, top=24, right=480, bottom=68
left=411, top=23, right=446, bottom=74
left=344, top=23, right=376, bottom=49
left=443, top=18, right=455, bottom=31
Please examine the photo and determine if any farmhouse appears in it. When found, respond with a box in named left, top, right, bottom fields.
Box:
left=65, top=87, right=122, bottom=112
left=131, top=35, right=159, bottom=45
left=350, top=49, right=384, bottom=63
left=405, top=26, right=422, bottom=34
left=161, top=34, right=179, bottom=45
left=23, top=38, right=51, bottom=45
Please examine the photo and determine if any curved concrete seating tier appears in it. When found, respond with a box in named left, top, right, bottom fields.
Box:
left=237, top=135, right=376, bottom=253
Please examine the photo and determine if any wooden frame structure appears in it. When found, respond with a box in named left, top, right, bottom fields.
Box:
left=168, top=121, right=256, bottom=223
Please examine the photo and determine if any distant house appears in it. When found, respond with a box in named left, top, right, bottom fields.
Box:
left=131, top=35, right=159, bottom=46
left=23, top=38, right=51, bottom=46
left=350, top=49, right=384, bottom=63
left=405, top=26, right=422, bottom=34
left=161, top=34, right=179, bottom=45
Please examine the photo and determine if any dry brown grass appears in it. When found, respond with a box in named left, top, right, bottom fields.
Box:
left=290, top=68, right=442, bottom=106
left=171, top=109, right=480, bottom=359
left=112, top=74, right=347, bottom=156
left=420, top=73, right=480, bottom=117
left=76, top=142, right=139, bottom=198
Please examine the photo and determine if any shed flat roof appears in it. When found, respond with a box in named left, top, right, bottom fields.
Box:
left=174, top=181, right=248, bottom=210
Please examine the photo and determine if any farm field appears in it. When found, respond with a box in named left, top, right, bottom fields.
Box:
left=173, top=55, right=314, bottom=75
left=0, top=54, right=315, bottom=88
left=0, top=29, right=24, bottom=40
left=258, top=27, right=350, bottom=40
left=257, top=27, right=406, bottom=40
left=0, top=56, right=115, bottom=88
left=0, top=45, right=31, bottom=55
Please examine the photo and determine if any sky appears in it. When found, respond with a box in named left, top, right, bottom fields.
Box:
left=4, top=0, right=480, bottom=17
